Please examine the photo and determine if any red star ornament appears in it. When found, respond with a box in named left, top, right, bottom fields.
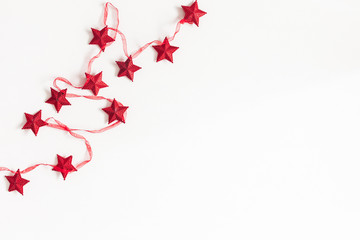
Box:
left=152, top=37, right=179, bottom=63
left=45, top=88, right=71, bottom=112
left=89, top=26, right=115, bottom=51
left=5, top=170, right=29, bottom=195
left=116, top=56, right=141, bottom=81
left=82, top=72, right=108, bottom=96
left=181, top=1, right=207, bottom=26
left=22, top=110, right=48, bottom=136
left=102, top=99, right=129, bottom=124
left=53, top=155, right=77, bottom=180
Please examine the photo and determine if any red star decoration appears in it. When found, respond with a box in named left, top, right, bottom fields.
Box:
left=22, top=110, right=48, bottom=136
left=45, top=88, right=71, bottom=112
left=181, top=1, right=206, bottom=26
left=102, top=99, right=129, bottom=124
left=89, top=26, right=115, bottom=51
left=5, top=170, right=29, bottom=195
left=82, top=72, right=108, bottom=96
left=52, top=155, right=77, bottom=180
left=116, top=56, right=142, bottom=81
left=152, top=37, right=179, bottom=63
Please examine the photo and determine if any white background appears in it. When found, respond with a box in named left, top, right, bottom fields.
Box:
left=1, top=0, right=360, bottom=239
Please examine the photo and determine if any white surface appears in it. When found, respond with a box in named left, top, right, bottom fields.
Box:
left=1, top=0, right=360, bottom=239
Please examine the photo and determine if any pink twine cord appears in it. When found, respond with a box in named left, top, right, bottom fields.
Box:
left=54, top=77, right=113, bottom=102
left=0, top=117, right=121, bottom=174
left=45, top=118, right=94, bottom=170
left=87, top=50, right=103, bottom=74
left=87, top=2, right=123, bottom=73
left=108, top=27, right=129, bottom=57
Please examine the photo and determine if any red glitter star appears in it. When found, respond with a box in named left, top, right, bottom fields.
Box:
left=116, top=56, right=142, bottom=81
left=152, top=37, right=179, bottom=63
left=52, top=155, right=77, bottom=180
left=45, top=88, right=71, bottom=112
left=22, top=110, right=48, bottom=136
left=82, top=72, right=108, bottom=96
left=181, top=1, right=206, bottom=26
left=89, top=26, right=115, bottom=51
left=102, top=99, right=129, bottom=124
left=5, top=170, right=29, bottom=195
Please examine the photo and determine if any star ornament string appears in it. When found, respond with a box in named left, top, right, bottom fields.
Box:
left=1, top=1, right=206, bottom=195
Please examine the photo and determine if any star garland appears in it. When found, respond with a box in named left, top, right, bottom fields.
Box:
left=0, top=1, right=206, bottom=195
